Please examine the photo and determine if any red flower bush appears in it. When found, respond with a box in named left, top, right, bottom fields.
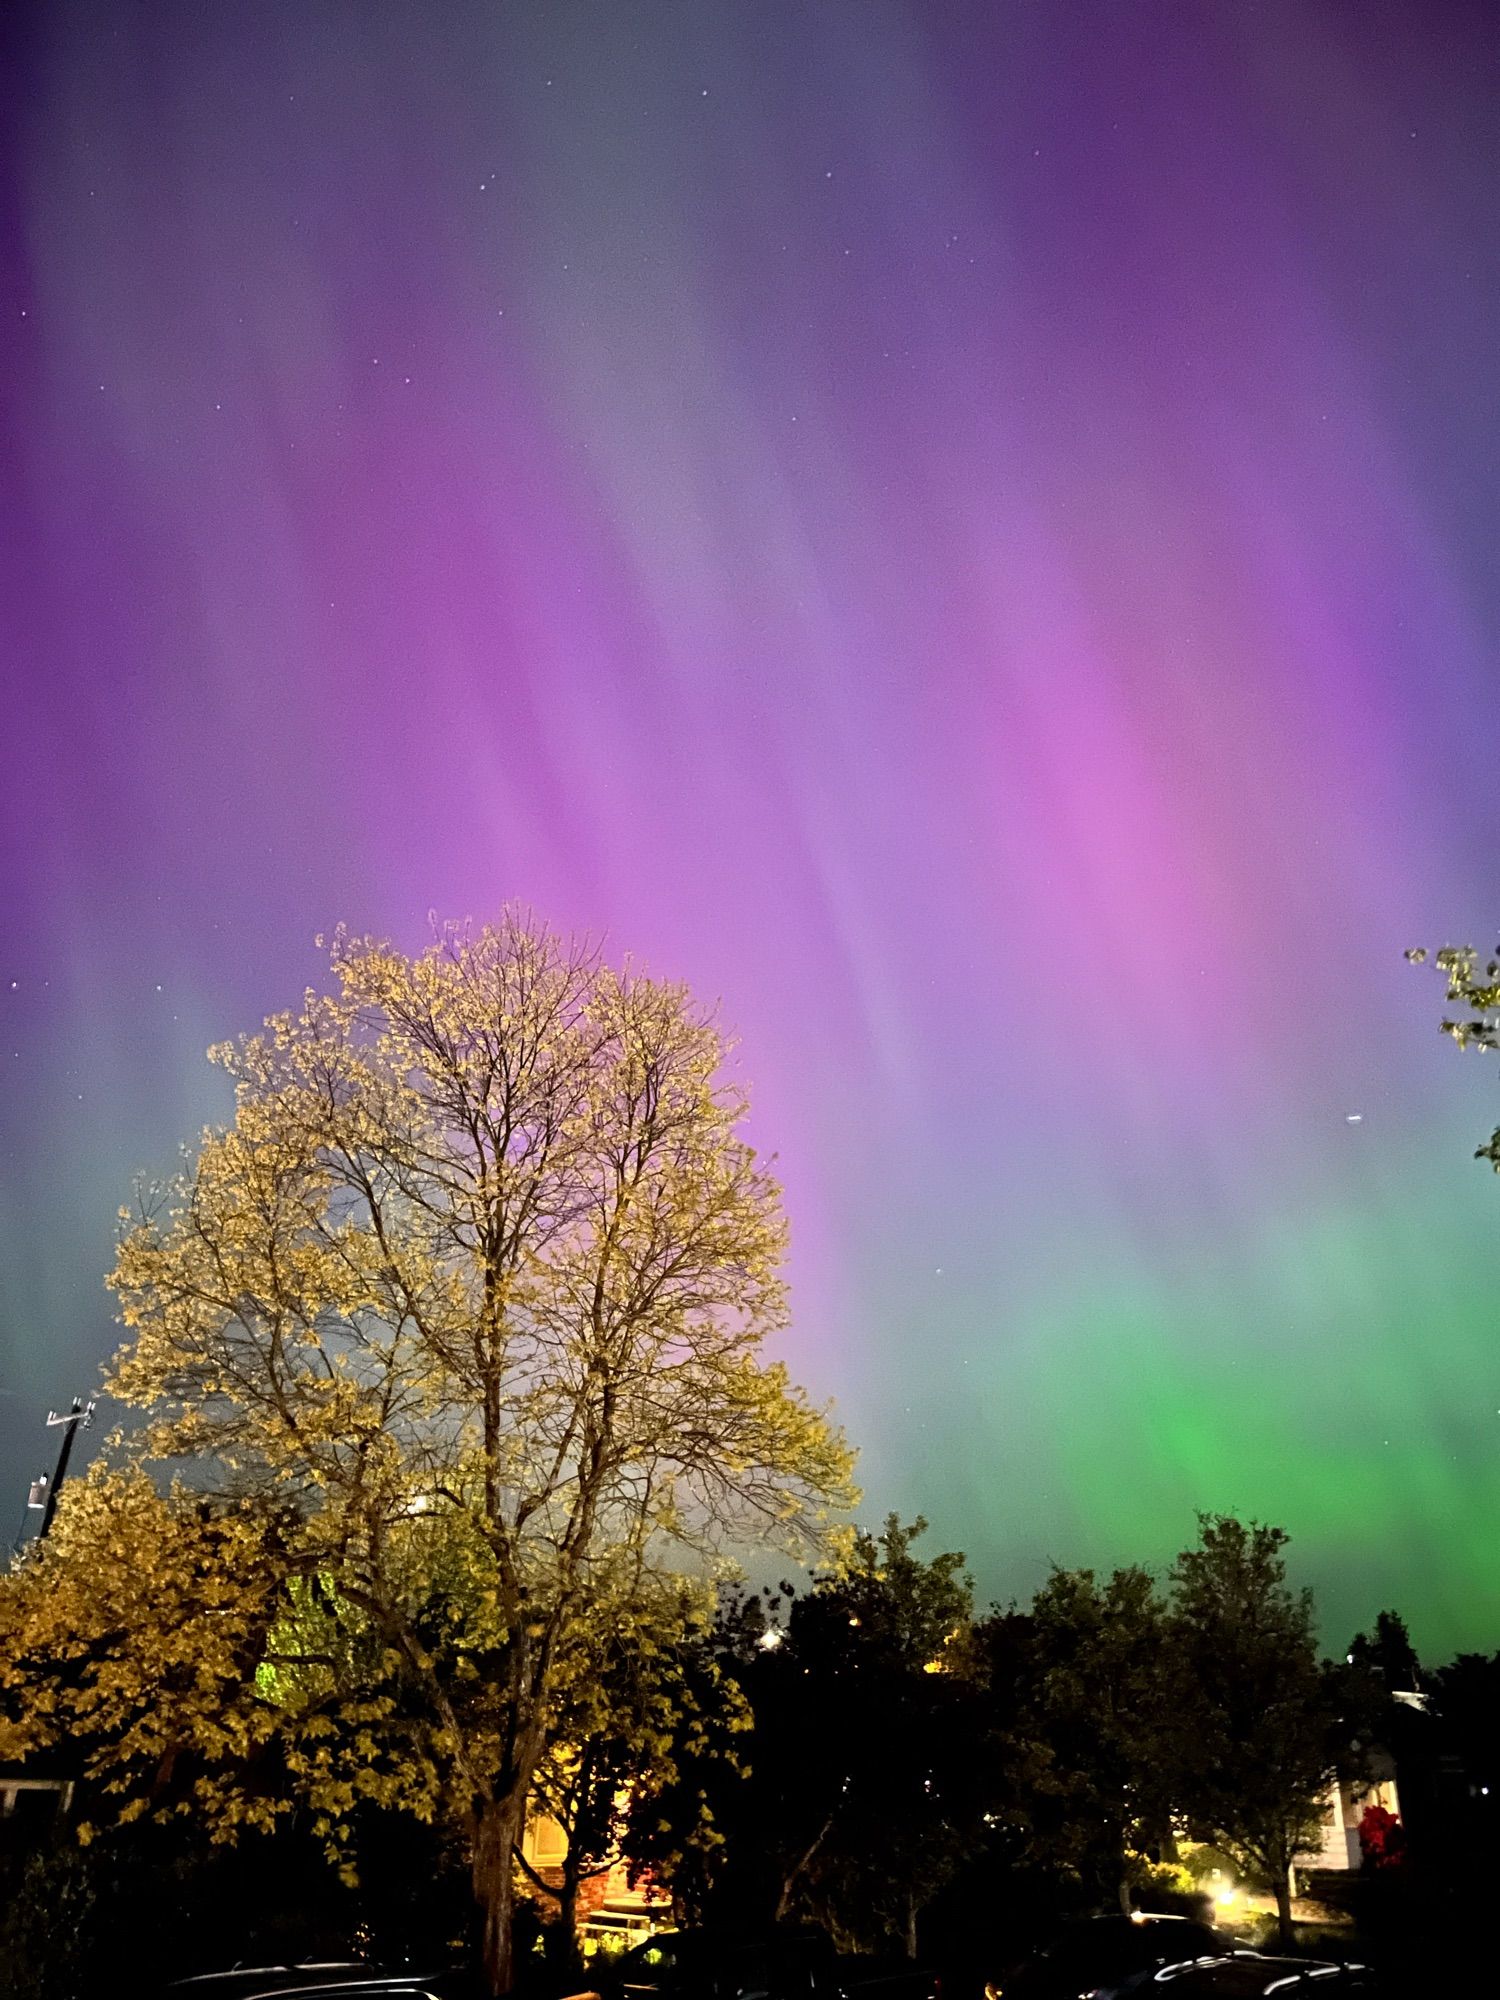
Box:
left=1357, top=1803, right=1407, bottom=1870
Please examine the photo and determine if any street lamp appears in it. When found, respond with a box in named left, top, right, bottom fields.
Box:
left=28, top=1398, right=96, bottom=1539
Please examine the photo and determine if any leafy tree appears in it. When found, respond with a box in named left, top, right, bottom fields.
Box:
left=0, top=916, right=854, bottom=1994
left=779, top=1516, right=984, bottom=1956
left=0, top=1834, right=111, bottom=2000
left=1167, top=1517, right=1338, bottom=1946
left=619, top=1588, right=762, bottom=1921
left=0, top=1471, right=294, bottom=1818
left=1407, top=945, right=1500, bottom=1167
left=641, top=1519, right=988, bottom=1956
left=522, top=1583, right=725, bottom=1967
left=1001, top=1565, right=1178, bottom=1913
left=1430, top=1651, right=1500, bottom=1806
left=1348, top=1610, right=1422, bottom=1694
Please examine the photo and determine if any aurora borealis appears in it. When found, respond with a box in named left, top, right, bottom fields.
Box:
left=3, top=0, right=1500, bottom=1653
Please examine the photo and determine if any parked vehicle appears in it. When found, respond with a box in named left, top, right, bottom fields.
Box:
left=1146, top=1959, right=1377, bottom=1993
left=166, top=1967, right=383, bottom=1999
left=165, top=1978, right=462, bottom=2000
left=162, top=1969, right=461, bottom=2000
left=609, top=1927, right=938, bottom=2000
left=808, top=1957, right=940, bottom=2000
left=988, top=1914, right=1371, bottom=2000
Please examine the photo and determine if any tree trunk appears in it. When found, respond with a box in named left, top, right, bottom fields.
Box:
left=557, top=1854, right=583, bottom=1978
left=1115, top=1832, right=1133, bottom=1916
left=473, top=1795, right=525, bottom=1996
left=776, top=1809, right=836, bottom=1920
left=904, top=1893, right=918, bottom=1961
left=1273, top=1867, right=1295, bottom=1951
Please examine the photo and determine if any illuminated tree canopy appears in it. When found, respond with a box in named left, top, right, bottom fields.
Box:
left=0, top=914, right=855, bottom=1994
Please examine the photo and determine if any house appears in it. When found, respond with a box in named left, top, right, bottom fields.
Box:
left=1309, top=1756, right=1399, bottom=1870
left=519, top=1810, right=669, bottom=1949
left=0, top=1771, right=73, bottom=1843
left=1309, top=1689, right=1431, bottom=1872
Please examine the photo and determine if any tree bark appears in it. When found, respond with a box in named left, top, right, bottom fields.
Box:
left=473, top=1794, right=525, bottom=1996
left=904, top=1894, right=918, bottom=1961
left=775, top=1808, right=836, bottom=1920
left=557, top=1853, right=583, bottom=1977
left=1273, top=1867, right=1295, bottom=1950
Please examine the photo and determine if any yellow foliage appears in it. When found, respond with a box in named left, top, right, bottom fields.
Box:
left=2, top=913, right=856, bottom=1991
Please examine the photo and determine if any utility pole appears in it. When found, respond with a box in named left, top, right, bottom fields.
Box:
left=28, top=1397, right=96, bottom=1539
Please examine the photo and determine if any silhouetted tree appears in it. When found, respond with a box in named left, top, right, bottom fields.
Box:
left=629, top=1520, right=994, bottom=1957
left=1168, top=1517, right=1339, bottom=1947
left=996, top=1565, right=1178, bottom=1912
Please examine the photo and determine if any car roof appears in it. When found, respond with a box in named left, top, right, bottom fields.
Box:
left=170, top=1970, right=372, bottom=1990
left=235, top=1985, right=443, bottom=2000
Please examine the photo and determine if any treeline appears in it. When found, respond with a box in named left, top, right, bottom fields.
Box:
left=4, top=1503, right=1487, bottom=1998
left=613, top=1513, right=1411, bottom=1953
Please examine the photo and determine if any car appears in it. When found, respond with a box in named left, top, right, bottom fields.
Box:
left=807, top=1957, right=940, bottom=2000
left=1144, top=1959, right=1376, bottom=1994
left=989, top=1916, right=1372, bottom=2000
left=990, top=1914, right=1244, bottom=2000
left=169, top=1981, right=459, bottom=2000
left=609, top=1928, right=937, bottom=2000
left=162, top=1970, right=458, bottom=2000
left=166, top=1967, right=383, bottom=2000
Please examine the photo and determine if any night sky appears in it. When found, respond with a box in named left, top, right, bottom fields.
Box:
left=3, top=0, right=1500, bottom=1654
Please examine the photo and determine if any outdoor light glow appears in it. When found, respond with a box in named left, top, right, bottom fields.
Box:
left=3, top=2, right=1500, bottom=1652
